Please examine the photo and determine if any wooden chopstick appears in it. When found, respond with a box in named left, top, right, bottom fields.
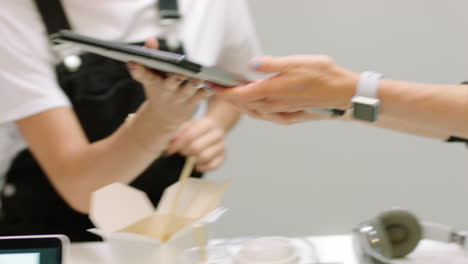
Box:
left=161, top=156, right=197, bottom=241
left=194, top=223, right=208, bottom=264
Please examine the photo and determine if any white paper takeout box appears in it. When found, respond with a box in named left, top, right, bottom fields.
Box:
left=88, top=179, right=230, bottom=264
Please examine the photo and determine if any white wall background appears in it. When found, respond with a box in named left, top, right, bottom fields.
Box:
left=207, top=0, right=468, bottom=238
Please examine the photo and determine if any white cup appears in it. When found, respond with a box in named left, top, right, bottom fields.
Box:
left=234, top=237, right=300, bottom=264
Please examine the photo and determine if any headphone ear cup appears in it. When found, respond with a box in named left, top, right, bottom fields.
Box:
left=369, top=218, right=393, bottom=258
left=377, top=209, right=422, bottom=258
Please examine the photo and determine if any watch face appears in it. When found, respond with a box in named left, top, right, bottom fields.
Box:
left=352, top=101, right=379, bottom=122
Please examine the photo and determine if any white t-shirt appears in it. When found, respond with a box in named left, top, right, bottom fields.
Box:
left=0, top=0, right=261, bottom=187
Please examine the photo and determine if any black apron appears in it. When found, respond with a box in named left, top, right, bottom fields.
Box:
left=0, top=0, right=200, bottom=242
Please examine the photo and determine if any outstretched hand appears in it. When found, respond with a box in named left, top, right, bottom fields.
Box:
left=214, top=55, right=358, bottom=124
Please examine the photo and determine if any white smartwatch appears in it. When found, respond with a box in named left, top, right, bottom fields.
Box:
left=351, top=71, right=383, bottom=122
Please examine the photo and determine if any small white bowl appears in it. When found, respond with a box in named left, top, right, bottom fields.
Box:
left=234, top=237, right=300, bottom=264
left=178, top=245, right=233, bottom=264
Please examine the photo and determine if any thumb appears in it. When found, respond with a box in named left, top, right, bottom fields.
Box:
left=249, top=55, right=332, bottom=74
left=144, top=37, right=159, bottom=49
left=249, top=56, right=293, bottom=74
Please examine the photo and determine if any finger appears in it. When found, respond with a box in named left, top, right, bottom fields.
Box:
left=180, top=129, right=223, bottom=157
left=269, top=111, right=323, bottom=125
left=166, top=136, right=185, bottom=156
left=215, top=75, right=294, bottom=105
left=196, top=155, right=225, bottom=172
left=242, top=108, right=263, bottom=120
left=250, top=112, right=291, bottom=125
left=241, top=109, right=323, bottom=125
left=166, top=121, right=192, bottom=153
left=144, top=37, right=159, bottom=49
left=214, top=81, right=267, bottom=105
left=127, top=62, right=144, bottom=79
left=193, top=141, right=224, bottom=165
left=127, top=62, right=163, bottom=88
left=175, top=80, right=200, bottom=102
left=170, top=120, right=194, bottom=140
left=166, top=119, right=213, bottom=155
left=249, top=55, right=332, bottom=74
left=245, top=99, right=318, bottom=114
left=204, top=82, right=223, bottom=92
left=165, top=74, right=188, bottom=92
left=248, top=56, right=292, bottom=74
left=241, top=98, right=282, bottom=112
left=186, top=89, right=210, bottom=105
left=281, top=110, right=323, bottom=120
left=192, top=82, right=215, bottom=95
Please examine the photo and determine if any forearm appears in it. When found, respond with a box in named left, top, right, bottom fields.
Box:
left=206, top=95, right=241, bottom=131
left=340, top=111, right=451, bottom=140
left=19, top=60, right=207, bottom=214
left=219, top=56, right=468, bottom=138
left=333, top=73, right=468, bottom=139
left=376, top=80, right=468, bottom=138
left=41, top=103, right=175, bottom=213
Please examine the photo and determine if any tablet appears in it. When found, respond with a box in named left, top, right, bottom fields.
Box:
left=51, top=30, right=249, bottom=87
left=0, top=235, right=69, bottom=264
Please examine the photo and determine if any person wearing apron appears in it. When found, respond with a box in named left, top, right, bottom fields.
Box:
left=0, top=0, right=261, bottom=242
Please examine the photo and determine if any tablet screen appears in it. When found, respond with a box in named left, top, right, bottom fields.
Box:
left=0, top=236, right=65, bottom=264
left=0, top=249, right=58, bottom=264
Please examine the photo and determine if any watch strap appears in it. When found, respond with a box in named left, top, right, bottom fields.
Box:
left=355, top=71, right=383, bottom=99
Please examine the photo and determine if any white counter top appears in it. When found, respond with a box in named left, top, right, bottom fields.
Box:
left=69, top=235, right=468, bottom=264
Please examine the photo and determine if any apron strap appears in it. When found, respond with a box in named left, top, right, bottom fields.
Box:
left=33, top=0, right=182, bottom=35
left=33, top=0, right=71, bottom=35
left=158, top=0, right=181, bottom=21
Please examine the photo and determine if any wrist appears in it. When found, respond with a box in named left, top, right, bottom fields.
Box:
left=202, top=115, right=229, bottom=135
left=206, top=98, right=240, bottom=131
left=334, top=70, right=359, bottom=110
left=144, top=101, right=189, bottom=132
left=127, top=103, right=178, bottom=154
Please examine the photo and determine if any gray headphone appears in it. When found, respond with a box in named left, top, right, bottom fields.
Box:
left=353, top=208, right=468, bottom=264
